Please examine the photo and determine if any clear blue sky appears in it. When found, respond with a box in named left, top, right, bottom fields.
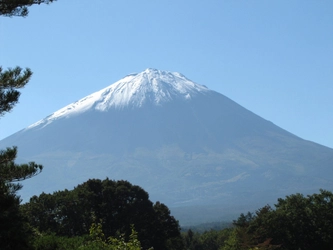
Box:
left=1, top=1, right=332, bottom=148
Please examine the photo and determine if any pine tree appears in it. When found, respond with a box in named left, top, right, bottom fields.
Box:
left=0, top=1, right=56, bottom=248
left=0, top=66, right=45, bottom=249
left=0, top=66, right=44, bottom=189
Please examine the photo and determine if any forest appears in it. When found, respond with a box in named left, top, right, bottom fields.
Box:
left=2, top=174, right=333, bottom=249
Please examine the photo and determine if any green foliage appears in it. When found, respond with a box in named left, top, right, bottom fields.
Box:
left=82, top=221, right=146, bottom=250
left=228, top=189, right=333, bottom=250
left=0, top=61, right=42, bottom=250
left=0, top=80, right=43, bottom=249
left=32, top=221, right=148, bottom=250
left=0, top=184, right=32, bottom=249
left=220, top=228, right=242, bottom=250
left=182, top=227, right=233, bottom=250
left=0, top=66, right=32, bottom=116
left=181, top=221, right=232, bottom=234
left=0, top=66, right=42, bottom=208
left=0, top=146, right=43, bottom=183
left=26, top=189, right=333, bottom=249
left=232, top=212, right=253, bottom=228
left=22, top=178, right=182, bottom=250
left=0, top=0, right=56, bottom=17
left=0, top=3, right=57, bottom=247
left=32, top=233, right=87, bottom=250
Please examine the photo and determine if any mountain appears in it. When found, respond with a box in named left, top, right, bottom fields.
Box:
left=1, top=68, right=333, bottom=224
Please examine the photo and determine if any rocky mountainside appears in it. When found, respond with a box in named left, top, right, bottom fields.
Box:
left=1, top=68, right=333, bottom=223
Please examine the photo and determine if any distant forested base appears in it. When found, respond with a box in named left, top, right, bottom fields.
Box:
left=21, top=187, right=333, bottom=250
left=1, top=175, right=333, bottom=249
left=0, top=177, right=331, bottom=249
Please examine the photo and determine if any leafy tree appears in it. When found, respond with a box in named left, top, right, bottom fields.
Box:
left=22, top=178, right=183, bottom=250
left=229, top=190, right=333, bottom=250
left=268, top=189, right=333, bottom=249
left=32, top=233, right=87, bottom=250
left=221, top=228, right=243, bottom=250
left=32, top=222, right=146, bottom=250
left=152, top=201, right=183, bottom=249
left=81, top=221, right=147, bottom=250
left=183, top=229, right=198, bottom=249
left=182, top=227, right=233, bottom=250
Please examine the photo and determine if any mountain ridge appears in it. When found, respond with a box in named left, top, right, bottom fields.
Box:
left=1, top=68, right=333, bottom=224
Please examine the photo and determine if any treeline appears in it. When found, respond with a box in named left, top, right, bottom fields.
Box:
left=182, top=189, right=333, bottom=250
left=182, top=221, right=232, bottom=234
left=2, top=175, right=333, bottom=249
left=20, top=178, right=183, bottom=250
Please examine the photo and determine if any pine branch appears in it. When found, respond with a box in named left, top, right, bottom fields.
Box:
left=0, top=66, right=32, bottom=116
left=0, top=0, right=56, bottom=17
left=0, top=146, right=18, bottom=164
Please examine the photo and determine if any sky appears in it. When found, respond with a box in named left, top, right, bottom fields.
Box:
left=0, top=0, right=332, bottom=149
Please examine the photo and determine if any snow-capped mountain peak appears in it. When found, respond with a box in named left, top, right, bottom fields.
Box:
left=27, top=69, right=209, bottom=129
left=97, top=68, right=209, bottom=109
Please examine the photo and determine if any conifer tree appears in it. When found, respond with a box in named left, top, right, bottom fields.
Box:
left=0, top=1, right=56, bottom=248
left=0, top=66, right=43, bottom=190
left=0, top=66, right=45, bottom=249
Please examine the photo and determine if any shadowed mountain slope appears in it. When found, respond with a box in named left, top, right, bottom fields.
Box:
left=1, top=68, right=333, bottom=223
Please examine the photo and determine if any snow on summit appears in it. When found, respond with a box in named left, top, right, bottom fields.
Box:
left=27, top=69, right=209, bottom=129
left=95, top=68, right=208, bottom=109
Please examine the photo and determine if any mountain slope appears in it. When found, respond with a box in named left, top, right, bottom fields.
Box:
left=26, top=68, right=209, bottom=130
left=1, top=68, right=333, bottom=223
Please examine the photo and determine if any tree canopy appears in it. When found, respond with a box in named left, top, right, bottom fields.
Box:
left=22, top=178, right=183, bottom=250
left=227, top=189, right=333, bottom=250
